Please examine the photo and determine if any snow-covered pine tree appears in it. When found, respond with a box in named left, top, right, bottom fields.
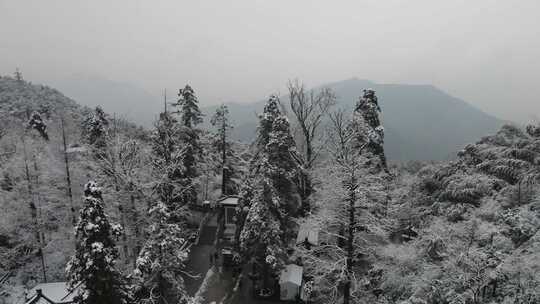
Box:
left=175, top=84, right=203, bottom=128
left=255, top=95, right=282, bottom=149
left=27, top=111, right=49, bottom=140
left=81, top=106, right=109, bottom=150
left=236, top=95, right=303, bottom=293
left=352, top=89, right=388, bottom=172
left=66, top=181, right=130, bottom=304
left=210, top=104, right=235, bottom=196
left=250, top=95, right=303, bottom=213
left=151, top=111, right=192, bottom=219
left=133, top=201, right=190, bottom=304
left=239, top=178, right=287, bottom=291
left=263, top=115, right=303, bottom=212
left=133, top=108, right=193, bottom=304
left=169, top=85, right=202, bottom=204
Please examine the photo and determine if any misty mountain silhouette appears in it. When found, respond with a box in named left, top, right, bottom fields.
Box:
left=52, top=75, right=504, bottom=161
left=51, top=74, right=162, bottom=127
left=203, top=78, right=504, bottom=161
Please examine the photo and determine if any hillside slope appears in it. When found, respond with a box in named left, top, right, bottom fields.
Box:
left=373, top=123, right=540, bottom=303
left=0, top=76, right=81, bottom=120
left=0, top=76, right=149, bottom=302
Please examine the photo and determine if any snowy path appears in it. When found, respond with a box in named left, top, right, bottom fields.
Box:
left=184, top=212, right=218, bottom=296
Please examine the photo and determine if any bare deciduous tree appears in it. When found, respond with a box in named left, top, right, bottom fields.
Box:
left=287, top=79, right=336, bottom=169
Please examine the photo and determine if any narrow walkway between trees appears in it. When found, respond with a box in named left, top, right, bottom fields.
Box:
left=184, top=212, right=218, bottom=296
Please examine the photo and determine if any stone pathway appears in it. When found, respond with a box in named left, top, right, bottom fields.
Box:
left=185, top=211, right=282, bottom=304
left=184, top=213, right=218, bottom=296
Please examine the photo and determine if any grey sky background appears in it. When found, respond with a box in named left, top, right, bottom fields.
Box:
left=1, top=0, right=539, bottom=122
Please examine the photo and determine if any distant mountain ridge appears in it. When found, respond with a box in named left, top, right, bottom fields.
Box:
left=50, top=74, right=161, bottom=127
left=202, top=78, right=505, bottom=161
left=45, top=75, right=504, bottom=161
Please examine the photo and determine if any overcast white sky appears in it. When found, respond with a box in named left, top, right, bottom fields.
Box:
left=1, top=0, right=539, bottom=122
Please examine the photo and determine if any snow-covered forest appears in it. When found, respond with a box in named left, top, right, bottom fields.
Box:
left=1, top=71, right=540, bottom=304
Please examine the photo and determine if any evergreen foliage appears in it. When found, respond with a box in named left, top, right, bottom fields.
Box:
left=239, top=178, right=287, bottom=287
left=81, top=106, right=109, bottom=149
left=210, top=104, right=236, bottom=195
left=133, top=202, right=190, bottom=304
left=151, top=111, right=193, bottom=218
left=236, top=95, right=302, bottom=291
left=27, top=111, right=49, bottom=140
left=249, top=95, right=303, bottom=212
left=174, top=85, right=203, bottom=128
left=351, top=89, right=388, bottom=171
left=66, top=181, right=130, bottom=304
left=3, top=75, right=540, bottom=304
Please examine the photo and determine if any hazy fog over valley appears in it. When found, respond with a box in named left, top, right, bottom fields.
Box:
left=2, top=0, right=540, bottom=123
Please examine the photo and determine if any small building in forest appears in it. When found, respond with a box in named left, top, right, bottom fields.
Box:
left=25, top=282, right=78, bottom=304
left=279, top=264, right=303, bottom=301
left=217, top=196, right=239, bottom=242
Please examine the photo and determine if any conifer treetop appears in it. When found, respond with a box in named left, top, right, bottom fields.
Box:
left=175, top=84, right=203, bottom=128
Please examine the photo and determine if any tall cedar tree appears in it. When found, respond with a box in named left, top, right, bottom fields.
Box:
left=239, top=178, right=286, bottom=290
left=210, top=104, right=234, bottom=196
left=151, top=111, right=192, bottom=219
left=352, top=89, right=388, bottom=172
left=66, top=181, right=130, bottom=304
left=238, top=95, right=301, bottom=290
left=171, top=85, right=202, bottom=204
left=133, top=202, right=190, bottom=304
left=175, top=85, right=203, bottom=128
left=251, top=95, right=302, bottom=212
left=134, top=109, right=193, bottom=303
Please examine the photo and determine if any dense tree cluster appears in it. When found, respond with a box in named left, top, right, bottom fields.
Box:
left=297, top=90, right=391, bottom=304
left=368, top=123, right=540, bottom=304
left=2, top=75, right=540, bottom=304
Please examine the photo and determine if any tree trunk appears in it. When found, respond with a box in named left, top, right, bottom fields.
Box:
left=118, top=203, right=130, bottom=264
left=517, top=181, right=521, bottom=205
left=33, top=155, right=46, bottom=244
left=39, top=248, right=47, bottom=283
left=111, top=116, right=130, bottom=264
left=61, top=117, right=77, bottom=225
left=305, top=133, right=313, bottom=168
left=129, top=183, right=141, bottom=264
left=300, top=127, right=313, bottom=213
left=22, top=138, right=40, bottom=244
left=112, top=163, right=129, bottom=264
left=262, top=258, right=270, bottom=290
left=344, top=172, right=357, bottom=304
left=221, top=123, right=227, bottom=196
